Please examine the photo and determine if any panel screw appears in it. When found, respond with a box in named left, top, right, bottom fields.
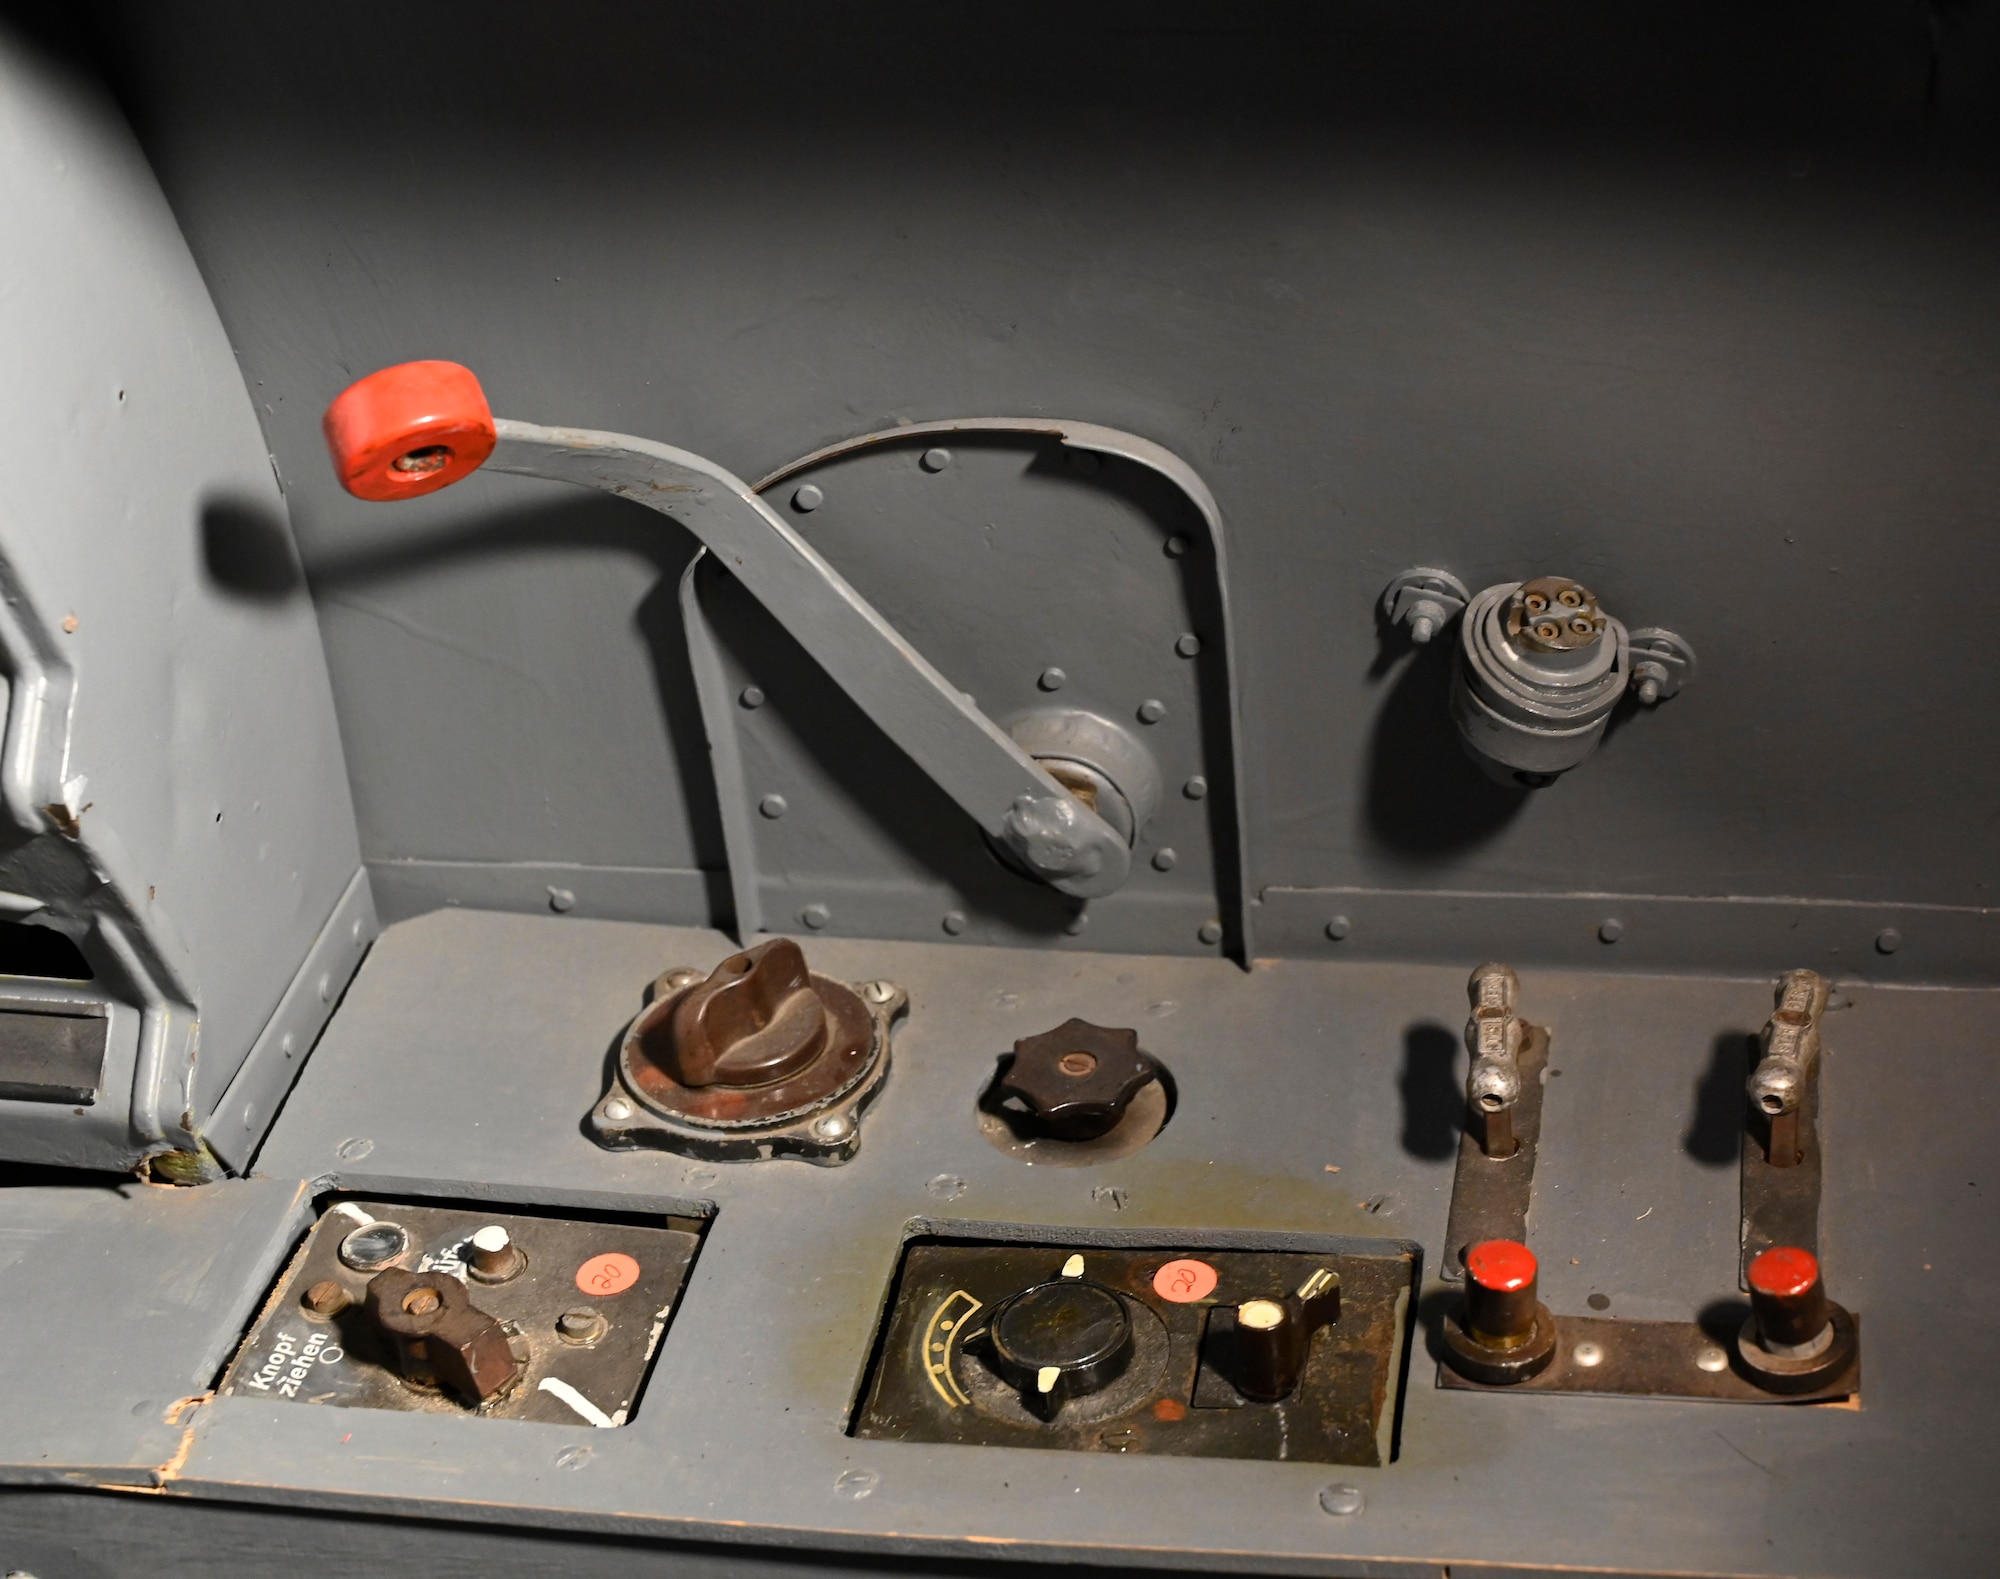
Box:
left=1695, top=1346, right=1729, bottom=1372
left=802, top=904, right=831, bottom=929
left=739, top=686, right=765, bottom=709
left=1183, top=776, right=1207, bottom=799
left=1152, top=848, right=1178, bottom=872
left=759, top=794, right=788, bottom=818
left=1137, top=699, right=1167, bottom=724
left=1318, top=1484, right=1365, bottom=1517
left=1326, top=915, right=1351, bottom=941
left=1876, top=927, right=1902, bottom=954
left=1175, top=633, right=1201, bottom=658
left=548, top=887, right=576, bottom=913
left=1598, top=918, right=1624, bottom=943
left=555, top=1445, right=593, bottom=1471
left=1038, top=667, right=1067, bottom=691
left=557, top=1308, right=604, bottom=1343
left=603, top=1098, right=633, bottom=1122
left=942, top=910, right=967, bottom=935
left=862, top=980, right=897, bottom=1004
left=813, top=1113, right=851, bottom=1140
left=792, top=483, right=824, bottom=512
left=303, top=1279, right=349, bottom=1317
left=1198, top=919, right=1223, bottom=944
left=1164, top=536, right=1188, bottom=558
left=920, top=447, right=952, bottom=472
left=1573, top=1341, right=1605, bottom=1367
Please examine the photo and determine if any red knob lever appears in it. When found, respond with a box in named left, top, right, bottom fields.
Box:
left=322, top=360, right=496, bottom=501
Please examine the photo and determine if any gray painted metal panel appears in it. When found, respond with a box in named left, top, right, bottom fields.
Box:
left=115, top=908, right=1980, bottom=1579
left=87, top=1, right=2000, bottom=958
left=0, top=23, right=366, bottom=1169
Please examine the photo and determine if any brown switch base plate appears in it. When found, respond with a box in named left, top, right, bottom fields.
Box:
left=218, top=1199, right=703, bottom=1427
left=1437, top=1310, right=1860, bottom=1404
left=851, top=1236, right=1416, bottom=1464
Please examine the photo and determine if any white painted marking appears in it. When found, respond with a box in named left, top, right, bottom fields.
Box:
left=539, top=1375, right=617, bottom=1429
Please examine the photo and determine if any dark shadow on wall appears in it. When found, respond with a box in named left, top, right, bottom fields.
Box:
left=1685, top=1030, right=1756, bottom=1166
left=300, top=490, right=733, bottom=913
left=200, top=493, right=307, bottom=601
left=1399, top=1019, right=1462, bottom=1161
left=1363, top=635, right=1530, bottom=860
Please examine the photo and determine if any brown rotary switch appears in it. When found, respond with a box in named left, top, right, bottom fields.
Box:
left=998, top=1019, right=1164, bottom=1141
left=619, top=938, right=875, bottom=1129
left=365, top=1267, right=522, bottom=1404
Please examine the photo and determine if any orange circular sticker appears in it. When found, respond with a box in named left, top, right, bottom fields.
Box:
left=1152, top=1258, right=1218, bottom=1303
left=575, top=1252, right=641, bottom=1296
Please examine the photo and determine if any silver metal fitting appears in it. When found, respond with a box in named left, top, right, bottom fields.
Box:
left=1747, top=969, right=1828, bottom=1168
left=1465, top=962, right=1525, bottom=1159
left=1381, top=568, right=1471, bottom=644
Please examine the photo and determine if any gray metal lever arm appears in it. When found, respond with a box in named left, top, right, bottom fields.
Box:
left=487, top=419, right=1131, bottom=898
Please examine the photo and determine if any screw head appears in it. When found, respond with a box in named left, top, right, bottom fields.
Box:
left=1598, top=918, right=1625, bottom=944
left=1164, top=536, right=1188, bottom=558
left=1696, top=1346, right=1729, bottom=1373
left=1137, top=699, right=1167, bottom=724
left=812, top=1113, right=851, bottom=1140
left=1876, top=927, right=1903, bottom=954
left=759, top=794, right=788, bottom=818
left=1326, top=915, right=1351, bottom=941
left=547, top=887, right=576, bottom=914
left=1573, top=1341, right=1605, bottom=1367
left=1064, top=911, right=1090, bottom=936
left=802, top=903, right=831, bottom=929
left=1038, top=667, right=1067, bottom=691
left=862, top=980, right=897, bottom=1004
left=792, top=483, right=824, bottom=512
left=558, top=1308, right=602, bottom=1340
left=920, top=447, right=952, bottom=472
left=1318, top=1483, right=1365, bottom=1517
left=1175, top=633, right=1201, bottom=658
left=303, top=1279, right=348, bottom=1316
left=1152, top=848, right=1178, bottom=872
left=1183, top=775, right=1207, bottom=800
left=602, top=1097, right=634, bottom=1123
left=942, top=910, right=967, bottom=935
left=1197, top=919, right=1223, bottom=945
left=739, top=686, right=765, bottom=709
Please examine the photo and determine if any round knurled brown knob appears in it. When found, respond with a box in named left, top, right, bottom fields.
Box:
left=998, top=1018, right=1162, bottom=1140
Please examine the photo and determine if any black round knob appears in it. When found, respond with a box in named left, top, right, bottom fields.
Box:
left=984, top=1278, right=1133, bottom=1417
left=999, top=1019, right=1162, bottom=1140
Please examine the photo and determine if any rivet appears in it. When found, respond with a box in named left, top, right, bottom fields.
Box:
left=792, top=483, right=823, bottom=512
left=240, top=1101, right=257, bottom=1128
left=1065, top=911, right=1089, bottom=936
left=603, top=1098, right=633, bottom=1123
left=1152, top=848, right=1178, bottom=872
left=1038, top=667, right=1067, bottom=691
left=1198, top=919, right=1223, bottom=945
left=739, top=686, right=765, bottom=709
left=317, top=972, right=333, bottom=1002
left=1183, top=775, right=1208, bottom=799
left=556, top=1445, right=593, bottom=1471
left=1876, top=927, right=1903, bottom=955
left=1175, top=633, right=1201, bottom=658
left=1318, top=1483, right=1365, bottom=1517
left=1598, top=919, right=1624, bottom=944
left=548, top=887, right=576, bottom=914
left=1696, top=1346, right=1729, bottom=1372
left=942, top=910, right=967, bottom=935
left=759, top=794, right=788, bottom=819
left=926, top=1174, right=967, bottom=1201
left=802, top=904, right=831, bottom=930
left=1573, top=1341, right=1605, bottom=1367
left=813, top=1113, right=851, bottom=1140
left=1326, top=915, right=1351, bottom=941
left=920, top=447, right=952, bottom=472
left=1137, top=699, right=1167, bottom=724
left=834, top=1467, right=880, bottom=1500
left=335, top=1136, right=374, bottom=1161
left=1164, top=536, right=1188, bottom=558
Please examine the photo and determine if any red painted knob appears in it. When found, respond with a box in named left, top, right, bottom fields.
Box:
left=1747, top=1245, right=1830, bottom=1347
left=1747, top=1246, right=1818, bottom=1300
left=1463, top=1239, right=1540, bottom=1345
left=322, top=360, right=496, bottom=501
left=1466, top=1239, right=1538, bottom=1293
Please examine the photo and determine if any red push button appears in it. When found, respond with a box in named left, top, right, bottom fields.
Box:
left=1466, top=1239, right=1538, bottom=1293
left=1747, top=1246, right=1819, bottom=1300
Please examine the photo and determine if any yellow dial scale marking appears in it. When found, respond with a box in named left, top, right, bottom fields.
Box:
left=922, top=1290, right=982, bottom=1407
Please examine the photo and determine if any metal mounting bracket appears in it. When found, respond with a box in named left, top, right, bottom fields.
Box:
left=1740, top=970, right=1827, bottom=1288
